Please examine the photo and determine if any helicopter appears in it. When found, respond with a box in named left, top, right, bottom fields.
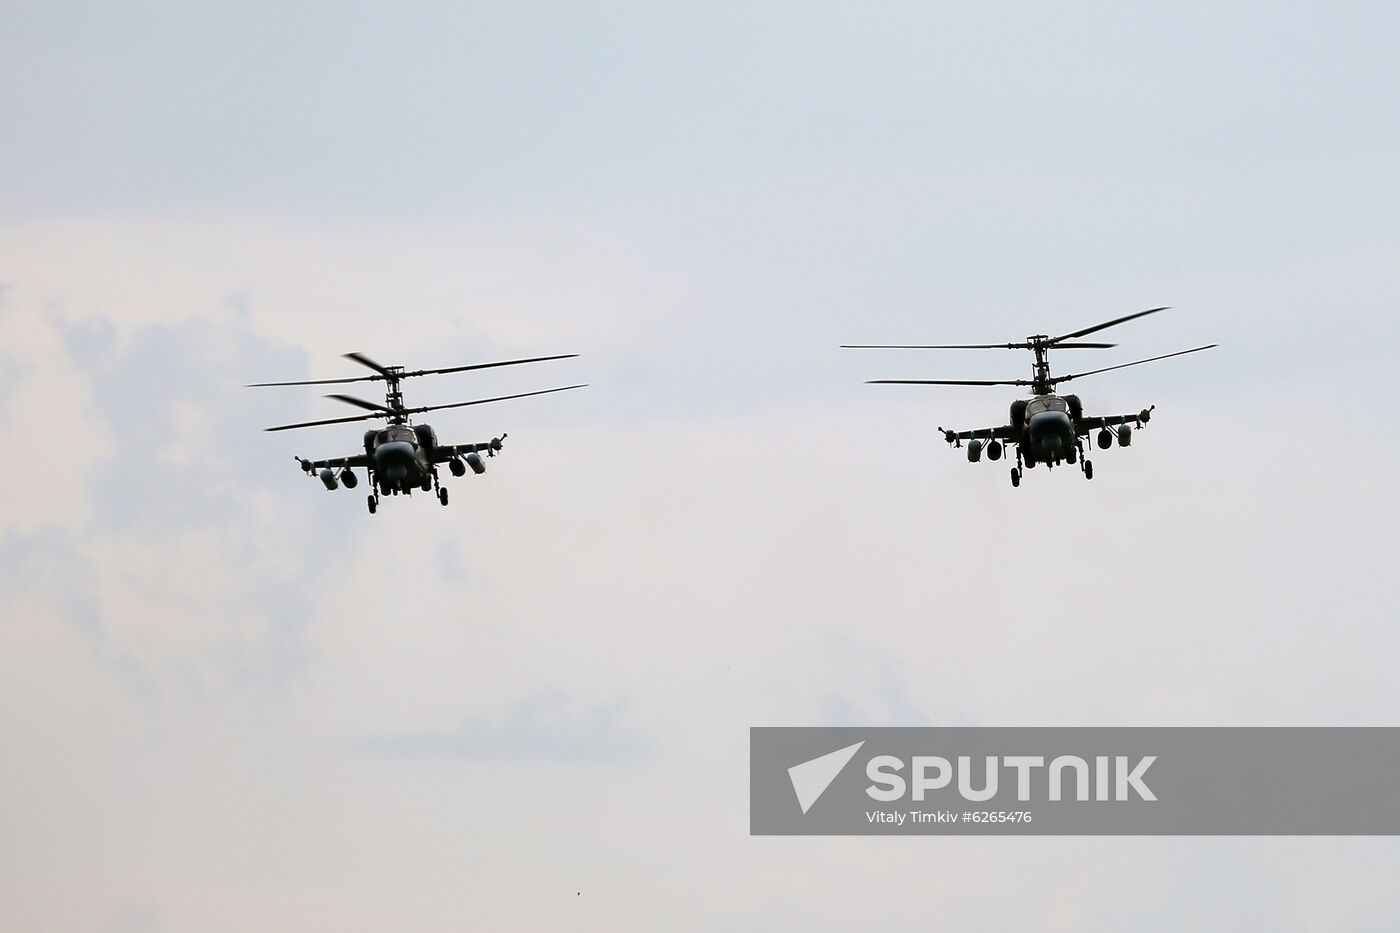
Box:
left=249, top=351, right=584, bottom=513
left=843, top=307, right=1215, bottom=487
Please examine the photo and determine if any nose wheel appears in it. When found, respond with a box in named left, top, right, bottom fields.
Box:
left=1010, top=467, right=1021, bottom=488
left=1082, top=459, right=1093, bottom=480
left=438, top=487, right=449, bottom=506
left=367, top=494, right=378, bottom=514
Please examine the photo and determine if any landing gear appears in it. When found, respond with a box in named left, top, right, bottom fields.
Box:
left=1066, top=445, right=1078, bottom=465
left=367, top=494, right=378, bottom=514
left=1083, top=460, right=1094, bottom=480
left=1010, top=467, right=1021, bottom=488
left=438, top=487, right=449, bottom=506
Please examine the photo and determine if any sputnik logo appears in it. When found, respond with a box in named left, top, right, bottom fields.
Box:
left=787, top=741, right=865, bottom=814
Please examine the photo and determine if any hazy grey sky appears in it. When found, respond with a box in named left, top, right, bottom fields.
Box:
left=3, top=2, right=1399, bottom=930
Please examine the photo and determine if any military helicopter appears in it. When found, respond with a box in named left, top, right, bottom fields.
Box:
left=843, top=307, right=1215, bottom=487
left=249, top=352, right=584, bottom=513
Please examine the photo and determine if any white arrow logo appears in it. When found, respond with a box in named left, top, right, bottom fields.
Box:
left=788, top=741, right=865, bottom=814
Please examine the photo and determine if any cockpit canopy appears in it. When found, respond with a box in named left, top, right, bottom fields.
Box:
left=375, top=425, right=418, bottom=445
left=1025, top=397, right=1069, bottom=418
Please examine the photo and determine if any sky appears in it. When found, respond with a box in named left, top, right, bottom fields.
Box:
left=3, top=1, right=1400, bottom=930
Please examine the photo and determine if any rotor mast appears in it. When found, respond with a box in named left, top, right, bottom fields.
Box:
left=1027, top=336, right=1054, bottom=395
left=382, top=367, right=407, bottom=422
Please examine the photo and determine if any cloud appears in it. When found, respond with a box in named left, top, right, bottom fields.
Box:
left=0, top=301, right=346, bottom=697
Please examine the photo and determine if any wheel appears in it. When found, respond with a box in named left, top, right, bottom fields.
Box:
left=438, top=487, right=449, bottom=506
left=421, top=477, right=433, bottom=492
left=1083, top=460, right=1094, bottom=480
left=1010, top=468, right=1021, bottom=488
left=1067, top=446, right=1077, bottom=464
left=367, top=495, right=377, bottom=514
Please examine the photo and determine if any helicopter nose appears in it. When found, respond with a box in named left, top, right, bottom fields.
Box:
left=1029, top=411, right=1073, bottom=450
left=374, top=441, right=415, bottom=479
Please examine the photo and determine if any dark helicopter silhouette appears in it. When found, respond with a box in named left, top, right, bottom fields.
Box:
left=249, top=352, right=584, bottom=512
left=844, top=307, right=1215, bottom=487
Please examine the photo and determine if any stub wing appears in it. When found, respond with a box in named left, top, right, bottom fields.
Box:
left=297, top=454, right=371, bottom=471
left=941, top=425, right=1017, bottom=444
left=432, top=434, right=507, bottom=462
left=1077, top=407, right=1153, bottom=434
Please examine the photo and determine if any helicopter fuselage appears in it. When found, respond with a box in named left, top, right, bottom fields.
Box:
left=366, top=423, right=435, bottom=492
left=1019, top=395, right=1077, bottom=463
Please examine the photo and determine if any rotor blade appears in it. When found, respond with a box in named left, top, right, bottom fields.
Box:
left=404, top=384, right=588, bottom=415
left=866, top=378, right=1034, bottom=387
left=842, top=342, right=1117, bottom=350
left=1051, top=344, right=1217, bottom=384
left=1050, top=306, right=1169, bottom=344
left=249, top=352, right=578, bottom=387
left=844, top=343, right=1030, bottom=350
left=246, top=374, right=380, bottom=387
left=343, top=352, right=393, bottom=376
left=326, top=393, right=392, bottom=413
left=263, top=411, right=383, bottom=432
left=402, top=353, right=580, bottom=377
